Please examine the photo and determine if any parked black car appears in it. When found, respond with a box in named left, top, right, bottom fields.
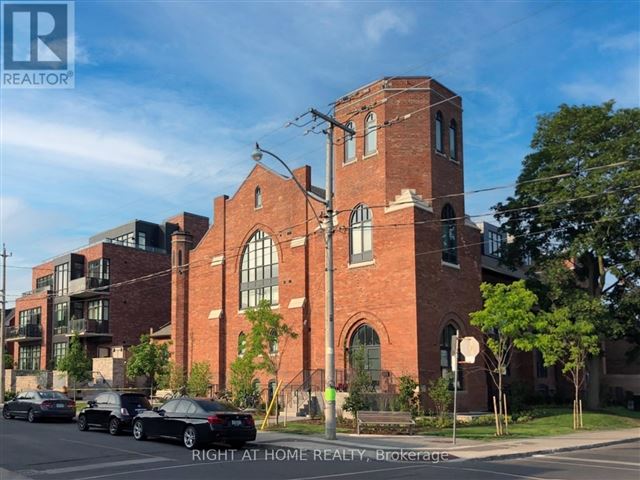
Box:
left=77, top=392, right=152, bottom=435
left=132, top=397, right=256, bottom=449
left=2, top=390, right=75, bottom=422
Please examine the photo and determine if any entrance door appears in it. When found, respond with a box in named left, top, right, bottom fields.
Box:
left=349, top=324, right=381, bottom=385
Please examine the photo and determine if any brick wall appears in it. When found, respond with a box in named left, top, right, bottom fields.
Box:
left=172, top=77, right=493, bottom=411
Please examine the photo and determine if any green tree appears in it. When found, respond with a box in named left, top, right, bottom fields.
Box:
left=428, top=375, right=453, bottom=421
left=396, top=375, right=419, bottom=416
left=187, top=362, right=212, bottom=397
left=57, top=333, right=92, bottom=400
left=126, top=334, right=170, bottom=398
left=470, top=280, right=539, bottom=421
left=157, top=361, right=186, bottom=396
left=495, top=101, right=640, bottom=407
left=535, top=305, right=601, bottom=428
left=342, top=346, right=373, bottom=424
left=229, top=355, right=259, bottom=408
left=244, top=300, right=298, bottom=422
left=4, top=351, right=13, bottom=369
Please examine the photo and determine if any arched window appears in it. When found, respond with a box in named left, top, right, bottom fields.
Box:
left=441, top=204, right=458, bottom=264
left=349, top=204, right=373, bottom=264
left=435, top=111, right=444, bottom=153
left=449, top=119, right=457, bottom=160
left=364, top=113, right=377, bottom=155
left=344, top=121, right=356, bottom=163
left=349, top=324, right=381, bottom=384
left=440, top=324, right=463, bottom=389
left=255, top=186, right=262, bottom=209
left=238, top=332, right=247, bottom=356
left=239, top=230, right=279, bottom=309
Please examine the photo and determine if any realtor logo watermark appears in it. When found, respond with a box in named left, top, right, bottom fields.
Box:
left=1, top=1, right=75, bottom=88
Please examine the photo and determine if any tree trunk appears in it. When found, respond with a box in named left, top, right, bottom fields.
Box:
left=498, top=369, right=503, bottom=419
left=574, top=366, right=580, bottom=430
left=586, top=355, right=601, bottom=409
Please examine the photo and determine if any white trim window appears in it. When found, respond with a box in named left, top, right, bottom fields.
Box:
left=364, top=113, right=377, bottom=155
left=344, top=122, right=356, bottom=163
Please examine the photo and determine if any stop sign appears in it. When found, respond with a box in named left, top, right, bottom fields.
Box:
left=460, top=337, right=480, bottom=363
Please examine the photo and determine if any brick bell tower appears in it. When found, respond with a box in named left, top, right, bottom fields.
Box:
left=333, top=76, right=465, bottom=211
left=171, top=230, right=192, bottom=370
left=327, top=76, right=486, bottom=411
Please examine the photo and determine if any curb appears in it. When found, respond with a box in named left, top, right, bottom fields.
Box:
left=459, top=436, right=640, bottom=462
left=252, top=435, right=640, bottom=463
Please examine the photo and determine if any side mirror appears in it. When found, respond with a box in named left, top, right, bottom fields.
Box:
left=88, top=400, right=97, bottom=408
left=157, top=409, right=165, bottom=416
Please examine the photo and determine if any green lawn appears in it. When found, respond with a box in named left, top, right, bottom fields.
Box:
left=423, top=408, right=640, bottom=440
left=262, top=408, right=640, bottom=439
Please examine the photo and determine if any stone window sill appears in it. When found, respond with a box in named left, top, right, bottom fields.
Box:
left=348, top=259, right=376, bottom=269
left=441, top=261, right=460, bottom=270
left=363, top=151, right=378, bottom=160
left=238, top=304, right=280, bottom=315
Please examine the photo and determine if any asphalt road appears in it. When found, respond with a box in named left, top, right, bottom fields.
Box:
left=1, top=417, right=638, bottom=480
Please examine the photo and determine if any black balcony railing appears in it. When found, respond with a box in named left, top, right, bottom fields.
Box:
left=70, top=318, right=110, bottom=335
left=6, top=324, right=42, bottom=339
left=54, top=325, right=68, bottom=335
left=68, top=277, right=110, bottom=297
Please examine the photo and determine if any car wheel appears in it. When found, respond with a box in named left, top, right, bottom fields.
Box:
left=2, top=408, right=12, bottom=420
left=27, top=409, right=37, bottom=423
left=183, top=426, right=199, bottom=449
left=108, top=417, right=121, bottom=436
left=132, top=420, right=146, bottom=441
left=229, top=441, right=245, bottom=449
left=77, top=414, right=89, bottom=431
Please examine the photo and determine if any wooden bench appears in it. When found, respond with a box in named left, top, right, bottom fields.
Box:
left=356, top=411, right=415, bottom=435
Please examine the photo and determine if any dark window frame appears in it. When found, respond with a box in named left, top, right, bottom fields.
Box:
left=255, top=186, right=262, bottom=209
left=440, top=324, right=464, bottom=390
left=449, top=119, right=457, bottom=160
left=441, top=204, right=458, bottom=265
left=239, top=230, right=279, bottom=309
left=435, top=111, right=444, bottom=153
left=54, top=263, right=69, bottom=296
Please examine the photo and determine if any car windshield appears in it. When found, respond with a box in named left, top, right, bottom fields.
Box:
left=38, top=391, right=66, bottom=399
left=121, top=395, right=151, bottom=410
left=195, top=400, right=238, bottom=412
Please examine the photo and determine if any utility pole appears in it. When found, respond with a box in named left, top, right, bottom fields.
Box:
left=0, top=244, right=12, bottom=404
left=452, top=329, right=459, bottom=445
left=309, top=109, right=354, bottom=440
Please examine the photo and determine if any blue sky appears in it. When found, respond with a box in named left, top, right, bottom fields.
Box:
left=2, top=0, right=639, bottom=303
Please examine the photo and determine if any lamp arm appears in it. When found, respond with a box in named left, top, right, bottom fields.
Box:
left=260, top=149, right=327, bottom=230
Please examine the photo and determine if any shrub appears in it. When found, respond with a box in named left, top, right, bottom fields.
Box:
left=471, top=414, right=497, bottom=426
left=428, top=375, right=453, bottom=418
left=187, top=362, right=212, bottom=397
left=343, top=346, right=373, bottom=421
left=157, top=362, right=186, bottom=394
left=397, top=375, right=420, bottom=417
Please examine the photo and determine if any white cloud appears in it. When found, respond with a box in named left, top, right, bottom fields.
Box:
left=363, top=9, right=412, bottom=44
left=560, top=66, right=639, bottom=107
left=4, top=114, right=182, bottom=176
left=598, top=31, right=639, bottom=52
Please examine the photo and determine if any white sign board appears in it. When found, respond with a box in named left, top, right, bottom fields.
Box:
left=460, top=337, right=480, bottom=363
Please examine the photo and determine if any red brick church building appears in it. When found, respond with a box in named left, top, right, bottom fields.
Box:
left=170, top=77, right=488, bottom=411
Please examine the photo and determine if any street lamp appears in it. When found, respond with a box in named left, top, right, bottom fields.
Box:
left=252, top=110, right=353, bottom=441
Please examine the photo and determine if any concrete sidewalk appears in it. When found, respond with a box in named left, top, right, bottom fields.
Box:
left=254, top=427, right=640, bottom=461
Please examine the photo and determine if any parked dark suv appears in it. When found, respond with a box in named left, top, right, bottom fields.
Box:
left=77, top=392, right=151, bottom=435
